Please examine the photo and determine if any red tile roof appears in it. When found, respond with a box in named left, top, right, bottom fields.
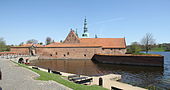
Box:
left=79, top=38, right=126, bottom=48
left=12, top=44, right=43, bottom=47
left=45, top=38, right=126, bottom=48
left=0, top=52, right=16, bottom=54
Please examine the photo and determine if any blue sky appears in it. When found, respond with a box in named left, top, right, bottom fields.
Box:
left=0, top=0, right=170, bottom=45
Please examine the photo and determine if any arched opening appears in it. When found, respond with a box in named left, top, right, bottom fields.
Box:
left=18, top=58, right=24, bottom=63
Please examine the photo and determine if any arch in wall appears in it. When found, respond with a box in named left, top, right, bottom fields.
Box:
left=18, top=58, right=24, bottom=63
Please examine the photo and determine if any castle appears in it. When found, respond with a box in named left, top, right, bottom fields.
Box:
left=11, top=18, right=127, bottom=59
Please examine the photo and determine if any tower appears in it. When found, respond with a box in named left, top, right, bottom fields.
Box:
left=82, top=17, right=89, bottom=38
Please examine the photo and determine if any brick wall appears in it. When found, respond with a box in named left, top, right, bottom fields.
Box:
left=11, top=47, right=126, bottom=59
left=36, top=47, right=102, bottom=59
left=10, top=47, right=30, bottom=55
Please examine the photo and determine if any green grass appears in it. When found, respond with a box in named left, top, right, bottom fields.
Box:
left=150, top=47, right=165, bottom=52
left=132, top=53, right=153, bottom=55
left=12, top=61, right=108, bottom=90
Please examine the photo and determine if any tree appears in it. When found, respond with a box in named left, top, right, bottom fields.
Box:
left=0, top=38, right=6, bottom=45
left=127, top=42, right=141, bottom=54
left=141, top=33, right=155, bottom=53
left=45, top=37, right=52, bottom=45
left=38, top=42, right=43, bottom=45
left=0, top=38, right=10, bottom=51
left=26, top=39, right=38, bottom=44
left=19, top=42, right=24, bottom=46
left=95, top=34, right=98, bottom=38
left=130, top=42, right=141, bottom=53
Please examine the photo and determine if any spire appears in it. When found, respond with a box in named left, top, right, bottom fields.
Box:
left=83, top=17, right=88, bottom=33
left=95, top=34, right=98, bottom=38
left=76, top=28, right=78, bottom=37
left=82, top=17, right=89, bottom=38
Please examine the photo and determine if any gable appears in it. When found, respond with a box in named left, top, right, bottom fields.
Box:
left=63, top=30, right=80, bottom=44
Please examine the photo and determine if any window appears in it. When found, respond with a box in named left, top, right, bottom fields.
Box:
left=50, top=54, right=52, bottom=56
left=102, top=48, right=104, bottom=50
left=64, top=54, right=66, bottom=57
left=56, top=52, right=57, bottom=55
left=67, top=52, right=69, bottom=55
left=84, top=54, right=86, bottom=57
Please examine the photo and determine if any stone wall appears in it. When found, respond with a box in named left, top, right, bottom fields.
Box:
left=92, top=54, right=164, bottom=66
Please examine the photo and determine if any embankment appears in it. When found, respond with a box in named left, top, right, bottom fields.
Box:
left=92, top=54, right=164, bottom=67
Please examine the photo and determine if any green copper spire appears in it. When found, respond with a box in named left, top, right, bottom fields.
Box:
left=83, top=17, right=88, bottom=33
left=76, top=28, right=78, bottom=37
left=82, top=17, right=89, bottom=38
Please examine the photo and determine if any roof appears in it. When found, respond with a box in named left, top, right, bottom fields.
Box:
left=0, top=52, right=16, bottom=54
left=45, top=43, right=101, bottom=47
left=11, top=30, right=126, bottom=48
left=45, top=38, right=126, bottom=48
left=79, top=38, right=126, bottom=48
left=12, top=44, right=43, bottom=47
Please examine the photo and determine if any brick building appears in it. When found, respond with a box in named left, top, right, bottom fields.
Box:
left=11, top=30, right=126, bottom=59
left=11, top=19, right=127, bottom=59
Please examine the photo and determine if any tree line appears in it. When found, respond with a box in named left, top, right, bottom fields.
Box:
left=0, top=38, right=10, bottom=51
left=19, top=37, right=55, bottom=46
left=127, top=33, right=170, bottom=54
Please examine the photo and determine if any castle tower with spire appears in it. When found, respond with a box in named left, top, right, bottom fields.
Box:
left=82, top=17, right=89, bottom=38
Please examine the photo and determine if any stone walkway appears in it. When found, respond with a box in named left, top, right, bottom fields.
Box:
left=0, top=58, right=72, bottom=90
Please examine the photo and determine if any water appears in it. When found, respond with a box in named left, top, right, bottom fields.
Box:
left=30, top=52, right=170, bottom=89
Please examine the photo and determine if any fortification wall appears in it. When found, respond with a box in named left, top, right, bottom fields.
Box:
left=10, top=47, right=30, bottom=55
left=92, top=54, right=164, bottom=66
left=36, top=47, right=102, bottom=59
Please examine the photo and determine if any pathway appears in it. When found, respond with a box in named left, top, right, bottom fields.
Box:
left=0, top=58, right=72, bottom=90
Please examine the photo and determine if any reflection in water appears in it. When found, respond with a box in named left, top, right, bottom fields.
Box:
left=30, top=52, right=170, bottom=89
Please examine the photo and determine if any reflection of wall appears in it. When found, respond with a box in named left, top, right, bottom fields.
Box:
left=33, top=60, right=101, bottom=75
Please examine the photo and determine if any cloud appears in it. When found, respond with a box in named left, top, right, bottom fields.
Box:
left=96, top=17, right=125, bottom=24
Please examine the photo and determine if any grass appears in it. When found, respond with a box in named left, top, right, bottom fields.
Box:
left=150, top=47, right=165, bottom=52
left=12, top=61, right=108, bottom=90
left=132, top=53, right=153, bottom=55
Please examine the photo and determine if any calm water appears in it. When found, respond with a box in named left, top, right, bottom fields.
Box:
left=30, top=52, right=170, bottom=89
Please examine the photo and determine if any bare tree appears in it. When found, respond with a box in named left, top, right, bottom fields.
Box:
left=26, top=39, right=38, bottom=44
left=141, top=33, right=155, bottom=53
left=45, top=37, right=52, bottom=45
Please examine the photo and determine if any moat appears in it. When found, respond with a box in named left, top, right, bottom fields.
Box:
left=30, top=52, right=170, bottom=89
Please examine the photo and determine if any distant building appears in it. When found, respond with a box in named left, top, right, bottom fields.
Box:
left=11, top=19, right=127, bottom=59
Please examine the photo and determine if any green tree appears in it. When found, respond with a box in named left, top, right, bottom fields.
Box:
left=19, top=42, right=24, bottom=46
left=127, top=42, right=141, bottom=54
left=0, top=38, right=10, bottom=51
left=26, top=39, right=38, bottom=44
left=45, top=37, right=52, bottom=45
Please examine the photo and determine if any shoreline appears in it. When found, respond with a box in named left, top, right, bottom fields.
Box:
left=3, top=56, right=146, bottom=90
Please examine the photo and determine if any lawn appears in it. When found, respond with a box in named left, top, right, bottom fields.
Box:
left=13, top=61, right=108, bottom=90
left=150, top=47, right=165, bottom=52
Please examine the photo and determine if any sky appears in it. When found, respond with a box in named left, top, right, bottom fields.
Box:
left=0, top=0, right=170, bottom=45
